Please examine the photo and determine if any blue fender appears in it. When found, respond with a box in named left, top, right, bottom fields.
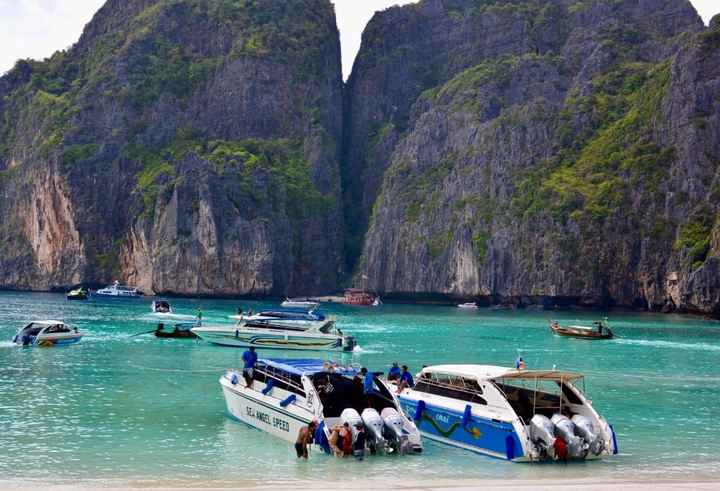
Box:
left=314, top=421, right=330, bottom=454
left=261, top=379, right=274, bottom=395
left=414, top=400, right=426, bottom=421
left=610, top=424, right=619, bottom=455
left=280, top=394, right=296, bottom=407
left=230, top=373, right=238, bottom=385
left=505, top=435, right=516, bottom=460
left=462, top=404, right=472, bottom=427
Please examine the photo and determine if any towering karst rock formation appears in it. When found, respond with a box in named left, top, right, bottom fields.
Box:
left=0, top=0, right=345, bottom=296
left=2, top=0, right=720, bottom=315
left=349, top=0, right=720, bottom=314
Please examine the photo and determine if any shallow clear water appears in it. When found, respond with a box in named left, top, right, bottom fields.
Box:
left=1, top=291, right=719, bottom=483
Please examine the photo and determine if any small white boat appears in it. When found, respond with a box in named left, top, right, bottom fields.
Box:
left=372, top=297, right=382, bottom=307
left=457, top=302, right=478, bottom=309
left=281, top=298, right=320, bottom=310
left=148, top=300, right=198, bottom=322
left=220, top=359, right=423, bottom=455
left=95, top=280, right=142, bottom=298
left=12, top=321, right=84, bottom=347
left=396, top=364, right=617, bottom=462
left=192, top=320, right=356, bottom=351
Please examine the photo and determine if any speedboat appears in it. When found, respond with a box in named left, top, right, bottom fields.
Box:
left=281, top=298, right=320, bottom=310
left=12, top=321, right=84, bottom=347
left=396, top=364, right=617, bottom=462
left=95, top=280, right=142, bottom=298
left=229, top=307, right=336, bottom=332
left=148, top=300, right=198, bottom=323
left=220, top=359, right=423, bottom=455
left=458, top=302, right=478, bottom=309
left=550, top=319, right=614, bottom=340
left=192, top=319, right=356, bottom=351
left=66, top=287, right=89, bottom=300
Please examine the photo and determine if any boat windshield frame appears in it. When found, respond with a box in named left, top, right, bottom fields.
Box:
left=491, top=371, right=587, bottom=419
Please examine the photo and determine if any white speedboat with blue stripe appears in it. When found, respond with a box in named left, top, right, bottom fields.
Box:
left=220, top=359, right=422, bottom=455
left=396, top=365, right=617, bottom=462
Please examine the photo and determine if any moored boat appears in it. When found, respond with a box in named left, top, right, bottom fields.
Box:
left=152, top=300, right=172, bottom=313
left=550, top=319, right=614, bottom=340
left=281, top=298, right=320, bottom=310
left=154, top=322, right=199, bottom=339
left=396, top=364, right=617, bottom=462
left=95, top=280, right=142, bottom=298
left=220, top=358, right=422, bottom=455
left=343, top=289, right=379, bottom=306
left=457, top=302, right=478, bottom=309
left=12, top=321, right=84, bottom=347
left=66, top=287, right=89, bottom=301
left=192, top=320, right=356, bottom=351
left=230, top=307, right=336, bottom=332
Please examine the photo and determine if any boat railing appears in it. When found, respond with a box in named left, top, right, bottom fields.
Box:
left=254, top=366, right=307, bottom=397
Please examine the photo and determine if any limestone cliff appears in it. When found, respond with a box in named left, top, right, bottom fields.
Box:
left=0, top=0, right=344, bottom=295
left=353, top=0, right=720, bottom=314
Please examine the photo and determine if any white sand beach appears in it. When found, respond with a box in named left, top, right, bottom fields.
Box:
left=2, top=478, right=719, bottom=491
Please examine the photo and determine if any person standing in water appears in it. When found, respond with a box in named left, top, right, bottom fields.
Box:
left=295, top=421, right=317, bottom=459
left=353, top=423, right=367, bottom=460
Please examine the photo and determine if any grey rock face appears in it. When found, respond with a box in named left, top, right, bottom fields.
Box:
left=0, top=0, right=344, bottom=296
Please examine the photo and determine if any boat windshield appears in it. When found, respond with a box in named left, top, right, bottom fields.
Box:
left=413, top=372, right=487, bottom=405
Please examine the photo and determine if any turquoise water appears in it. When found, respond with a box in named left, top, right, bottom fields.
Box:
left=1, top=291, right=719, bottom=483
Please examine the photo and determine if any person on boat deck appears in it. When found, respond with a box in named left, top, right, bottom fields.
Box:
left=237, top=307, right=243, bottom=316
left=515, top=357, right=526, bottom=370
left=396, top=365, right=415, bottom=393
left=241, top=347, right=257, bottom=388
left=196, top=308, right=203, bottom=321
left=295, top=420, right=317, bottom=459
left=353, top=423, right=367, bottom=460
left=387, top=362, right=401, bottom=381
left=596, top=321, right=604, bottom=334
left=553, top=435, right=569, bottom=464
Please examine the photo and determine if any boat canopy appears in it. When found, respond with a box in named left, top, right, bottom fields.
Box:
left=420, top=364, right=584, bottom=383
left=492, top=369, right=584, bottom=382
left=259, top=358, right=358, bottom=377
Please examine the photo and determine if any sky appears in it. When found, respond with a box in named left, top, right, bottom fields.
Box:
left=0, top=0, right=718, bottom=79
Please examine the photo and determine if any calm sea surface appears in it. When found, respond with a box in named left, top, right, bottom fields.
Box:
left=1, top=291, right=719, bottom=483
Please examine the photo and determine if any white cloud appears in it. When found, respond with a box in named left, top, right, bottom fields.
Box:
left=0, top=0, right=718, bottom=78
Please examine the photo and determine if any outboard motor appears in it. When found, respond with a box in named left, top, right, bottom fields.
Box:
left=572, top=415, right=604, bottom=456
left=551, top=414, right=587, bottom=459
left=381, top=407, right=409, bottom=453
left=341, top=408, right=363, bottom=441
left=361, top=408, right=386, bottom=453
left=529, top=414, right=556, bottom=459
left=342, top=335, right=357, bottom=351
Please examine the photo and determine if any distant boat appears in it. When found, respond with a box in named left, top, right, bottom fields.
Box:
left=457, top=302, right=478, bottom=309
left=154, top=322, right=199, bottom=339
left=95, top=280, right=142, bottom=298
left=343, top=288, right=379, bottom=306
left=280, top=298, right=320, bottom=310
left=12, top=321, right=84, bottom=347
left=66, top=287, right=89, bottom=301
left=549, top=320, right=614, bottom=340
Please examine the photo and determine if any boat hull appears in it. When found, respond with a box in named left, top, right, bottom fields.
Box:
left=154, top=329, right=198, bottom=339
left=221, top=378, right=314, bottom=445
left=194, top=327, right=348, bottom=351
left=19, top=334, right=83, bottom=347
left=398, top=397, right=526, bottom=461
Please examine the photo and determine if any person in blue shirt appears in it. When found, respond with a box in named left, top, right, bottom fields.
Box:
left=387, top=362, right=401, bottom=381
left=397, top=365, right=414, bottom=393
left=361, top=367, right=374, bottom=395
left=242, top=346, right=258, bottom=388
